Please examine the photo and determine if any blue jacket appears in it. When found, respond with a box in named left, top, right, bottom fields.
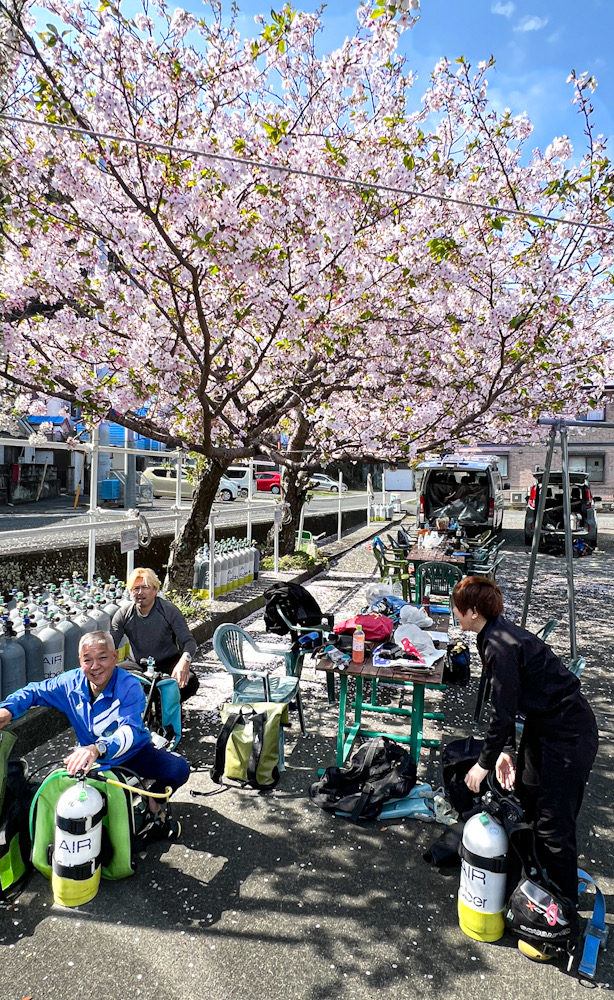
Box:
left=0, top=667, right=151, bottom=766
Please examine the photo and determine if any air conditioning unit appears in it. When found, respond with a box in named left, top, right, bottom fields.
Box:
left=511, top=491, right=524, bottom=505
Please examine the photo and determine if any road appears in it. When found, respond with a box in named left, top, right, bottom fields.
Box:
left=0, top=490, right=401, bottom=555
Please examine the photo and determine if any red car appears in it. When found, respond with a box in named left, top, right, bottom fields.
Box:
left=255, top=472, right=281, bottom=494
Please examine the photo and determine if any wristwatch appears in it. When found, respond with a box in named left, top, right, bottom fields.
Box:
left=183, top=652, right=193, bottom=664
left=95, top=740, right=107, bottom=758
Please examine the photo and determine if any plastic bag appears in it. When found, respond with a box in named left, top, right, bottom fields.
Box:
left=365, top=582, right=396, bottom=605
left=399, top=604, right=434, bottom=629
left=393, top=623, right=441, bottom=668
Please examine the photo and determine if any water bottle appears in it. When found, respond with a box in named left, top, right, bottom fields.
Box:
left=352, top=625, right=365, bottom=664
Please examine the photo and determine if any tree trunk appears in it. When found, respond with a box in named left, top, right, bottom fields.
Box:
left=164, top=460, right=225, bottom=593
left=278, top=413, right=311, bottom=556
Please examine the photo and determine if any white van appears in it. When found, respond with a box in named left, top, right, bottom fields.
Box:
left=225, top=466, right=253, bottom=498
left=416, top=455, right=507, bottom=535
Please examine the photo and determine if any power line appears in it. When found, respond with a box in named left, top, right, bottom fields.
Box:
left=1, top=112, right=614, bottom=234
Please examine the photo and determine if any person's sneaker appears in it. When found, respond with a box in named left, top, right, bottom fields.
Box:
left=148, top=811, right=181, bottom=842
left=136, top=810, right=181, bottom=843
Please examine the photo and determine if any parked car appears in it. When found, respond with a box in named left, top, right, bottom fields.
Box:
left=224, top=465, right=254, bottom=498
left=309, top=473, right=348, bottom=493
left=524, top=471, right=600, bottom=547
left=142, top=467, right=238, bottom=501
left=416, top=455, right=507, bottom=536
left=254, top=471, right=282, bottom=494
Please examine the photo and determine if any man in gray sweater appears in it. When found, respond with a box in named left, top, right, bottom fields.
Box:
left=111, top=567, right=199, bottom=702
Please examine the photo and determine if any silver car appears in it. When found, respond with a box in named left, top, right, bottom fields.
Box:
left=142, top=466, right=238, bottom=501
left=309, top=473, right=348, bottom=492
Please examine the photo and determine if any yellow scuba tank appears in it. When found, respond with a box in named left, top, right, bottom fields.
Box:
left=51, top=777, right=106, bottom=907
left=458, top=810, right=509, bottom=942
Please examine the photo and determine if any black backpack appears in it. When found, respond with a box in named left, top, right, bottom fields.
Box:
left=443, top=640, right=471, bottom=686
left=263, top=582, right=324, bottom=636
left=309, top=738, right=417, bottom=822
left=441, top=736, right=486, bottom=816
left=485, top=783, right=580, bottom=954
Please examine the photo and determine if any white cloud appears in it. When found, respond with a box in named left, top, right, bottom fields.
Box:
left=514, top=15, right=549, bottom=32
left=491, top=2, right=515, bottom=16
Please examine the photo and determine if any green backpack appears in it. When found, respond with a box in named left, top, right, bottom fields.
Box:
left=211, top=703, right=289, bottom=790
left=0, top=731, right=34, bottom=900
left=30, top=768, right=138, bottom=882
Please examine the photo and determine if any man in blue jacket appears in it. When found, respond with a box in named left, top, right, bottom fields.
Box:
left=0, top=630, right=189, bottom=839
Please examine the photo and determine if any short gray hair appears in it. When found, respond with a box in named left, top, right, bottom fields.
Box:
left=79, top=630, right=115, bottom=655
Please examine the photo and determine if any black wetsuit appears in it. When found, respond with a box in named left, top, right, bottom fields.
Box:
left=477, top=615, right=598, bottom=903
left=111, top=596, right=199, bottom=702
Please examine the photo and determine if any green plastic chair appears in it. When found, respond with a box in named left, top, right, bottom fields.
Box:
left=272, top=605, right=336, bottom=704
left=213, top=624, right=306, bottom=735
left=414, top=561, right=463, bottom=606
left=470, top=553, right=505, bottom=580
left=372, top=538, right=412, bottom=601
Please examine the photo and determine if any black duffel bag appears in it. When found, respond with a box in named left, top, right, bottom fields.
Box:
left=309, top=737, right=417, bottom=822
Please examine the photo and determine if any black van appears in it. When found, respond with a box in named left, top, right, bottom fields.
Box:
left=416, top=455, right=507, bottom=535
left=524, top=471, right=600, bottom=547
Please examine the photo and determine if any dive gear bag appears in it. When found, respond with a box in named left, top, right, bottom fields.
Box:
left=263, top=583, right=325, bottom=636
left=128, top=661, right=182, bottom=750
left=211, top=703, right=288, bottom=791
left=309, top=737, right=417, bottom=822
left=0, top=733, right=35, bottom=900
left=441, top=736, right=486, bottom=817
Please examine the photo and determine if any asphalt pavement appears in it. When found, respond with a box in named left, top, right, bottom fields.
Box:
left=1, top=515, right=612, bottom=1000
left=0, top=490, right=386, bottom=556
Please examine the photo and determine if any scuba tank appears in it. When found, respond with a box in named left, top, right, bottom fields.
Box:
left=51, top=776, right=106, bottom=907
left=0, top=617, right=27, bottom=699
left=73, top=602, right=97, bottom=636
left=195, top=546, right=210, bottom=599
left=458, top=809, right=509, bottom=942
left=228, top=542, right=239, bottom=592
left=239, top=540, right=249, bottom=587
left=213, top=548, right=223, bottom=598
left=101, top=588, right=120, bottom=622
left=54, top=614, right=83, bottom=673
left=193, top=546, right=205, bottom=590
left=88, top=599, right=111, bottom=633
left=37, top=616, right=65, bottom=680
left=16, top=617, right=45, bottom=684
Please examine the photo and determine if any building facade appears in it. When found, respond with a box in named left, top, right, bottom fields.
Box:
left=463, top=404, right=614, bottom=501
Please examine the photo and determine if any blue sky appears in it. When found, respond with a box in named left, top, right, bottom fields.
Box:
left=30, top=0, right=614, bottom=158
left=193, top=0, right=614, bottom=159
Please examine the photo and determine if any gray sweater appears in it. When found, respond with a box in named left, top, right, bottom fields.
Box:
left=111, top=596, right=197, bottom=672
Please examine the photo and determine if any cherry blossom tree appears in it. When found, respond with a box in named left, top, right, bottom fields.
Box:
left=1, top=0, right=613, bottom=585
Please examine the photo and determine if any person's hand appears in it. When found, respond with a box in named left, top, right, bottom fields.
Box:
left=172, top=656, right=191, bottom=689
left=495, top=752, right=516, bottom=790
left=64, top=744, right=99, bottom=776
left=465, top=762, right=489, bottom=793
left=0, top=708, right=13, bottom=730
